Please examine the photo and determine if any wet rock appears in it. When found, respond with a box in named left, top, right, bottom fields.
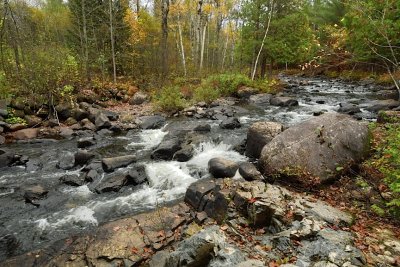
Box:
left=55, top=103, right=72, bottom=120
left=249, top=93, right=272, bottom=105
left=208, top=157, right=239, bottom=178
left=23, top=185, right=48, bottom=204
left=239, top=162, right=263, bottom=181
left=185, top=179, right=218, bottom=210
left=77, top=137, right=96, bottom=148
left=259, top=113, right=370, bottom=183
left=95, top=174, right=129, bottom=193
left=136, top=115, right=166, bottom=129
left=0, top=135, right=4, bottom=145
left=173, top=145, right=194, bottom=162
left=316, top=100, right=326, bottom=104
left=151, top=137, right=182, bottom=160
left=246, top=121, right=283, bottom=159
left=71, top=108, right=89, bottom=121
left=0, top=150, right=12, bottom=168
left=102, top=155, right=136, bottom=172
left=59, top=127, right=74, bottom=138
left=270, top=96, right=299, bottom=107
left=193, top=124, right=211, bottom=132
left=60, top=174, right=85, bottom=187
left=338, top=103, right=361, bottom=115
left=219, top=117, right=241, bottom=129
left=127, top=165, right=148, bottom=185
left=130, top=91, right=149, bottom=105
left=57, top=151, right=75, bottom=170
left=24, top=115, right=42, bottom=127
left=0, top=234, right=19, bottom=261
left=74, top=150, right=95, bottom=166
left=13, top=128, right=39, bottom=140
left=81, top=118, right=96, bottom=131
left=237, top=86, right=259, bottom=99
left=366, top=99, right=400, bottom=112
left=95, top=113, right=111, bottom=130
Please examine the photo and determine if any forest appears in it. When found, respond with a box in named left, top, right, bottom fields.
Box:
left=0, top=0, right=400, bottom=266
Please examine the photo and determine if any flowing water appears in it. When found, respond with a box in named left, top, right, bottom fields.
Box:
left=0, top=76, right=393, bottom=260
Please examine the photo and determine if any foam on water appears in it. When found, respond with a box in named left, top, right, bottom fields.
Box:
left=127, top=129, right=168, bottom=150
left=62, top=185, right=93, bottom=197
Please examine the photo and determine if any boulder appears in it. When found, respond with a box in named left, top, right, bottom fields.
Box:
left=59, top=127, right=74, bottom=138
left=0, top=150, right=12, bottom=168
left=366, top=99, right=400, bottom=112
left=249, top=93, right=272, bottom=105
left=81, top=119, right=96, bottom=131
left=64, top=117, right=78, bottom=126
left=237, top=87, right=259, bottom=99
left=102, top=110, right=119, bottom=121
left=71, top=108, right=89, bottom=121
left=77, top=137, right=95, bottom=148
left=130, top=91, right=149, bottom=105
left=47, top=119, right=59, bottom=127
left=245, top=121, right=283, bottom=159
left=151, top=138, right=182, bottom=160
left=208, top=158, right=239, bottom=178
left=95, top=174, right=129, bottom=193
left=0, top=109, right=8, bottom=117
left=219, top=117, right=241, bottom=129
left=8, top=123, right=27, bottom=132
left=259, top=113, right=370, bottom=183
left=55, top=103, right=72, bottom=120
left=13, top=128, right=39, bottom=140
left=338, top=103, right=361, bottom=115
left=127, top=165, right=148, bottom=185
left=173, top=145, right=194, bottom=162
left=60, top=174, right=85, bottom=187
left=0, top=135, right=4, bottom=145
left=23, top=185, right=48, bottom=205
left=85, top=169, right=100, bottom=182
left=185, top=179, right=218, bottom=210
left=102, top=155, right=136, bottom=172
left=57, top=151, right=75, bottom=170
left=24, top=115, right=42, bottom=127
left=270, top=96, right=299, bottom=107
left=95, top=113, right=111, bottom=130
left=136, top=116, right=166, bottom=129
left=238, top=162, right=263, bottom=181
left=74, top=150, right=95, bottom=166
left=193, top=124, right=211, bottom=132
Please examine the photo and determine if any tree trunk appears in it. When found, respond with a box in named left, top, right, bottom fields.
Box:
left=109, top=0, right=117, bottom=83
left=81, top=0, right=90, bottom=81
left=177, top=12, right=187, bottom=76
left=199, top=22, right=207, bottom=75
left=161, top=0, right=170, bottom=79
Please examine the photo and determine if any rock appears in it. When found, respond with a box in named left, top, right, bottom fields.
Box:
left=102, top=110, right=119, bottom=121
left=185, top=179, right=218, bottom=210
left=219, top=117, right=241, bottom=129
left=208, top=158, right=239, bottom=178
left=13, top=128, right=39, bottom=140
left=151, top=138, right=182, bottom=160
left=71, top=108, right=89, bottom=121
left=74, top=150, right=95, bottom=166
left=305, top=200, right=353, bottom=226
left=0, top=234, right=19, bottom=261
left=377, top=111, right=400, bottom=123
left=23, top=185, right=48, bottom=204
left=9, top=124, right=27, bottom=132
left=57, top=151, right=75, bottom=170
left=173, top=145, right=194, bottom=162
left=193, top=124, right=211, bottom=132
left=249, top=93, right=272, bottom=105
left=102, top=155, right=136, bottom=172
left=237, top=86, right=259, bottom=99
left=127, top=165, right=148, bottom=185
left=245, top=121, right=283, bottom=159
left=203, top=189, right=230, bottom=223
left=47, top=119, right=59, bottom=127
left=81, top=118, right=96, bottom=131
left=24, top=115, right=42, bottom=127
left=77, top=137, right=95, bottom=148
left=55, top=103, right=72, bottom=120
left=130, top=91, right=149, bottom=105
left=136, top=115, right=166, bottom=129
left=95, top=174, right=129, bottom=193
left=59, top=127, right=74, bottom=138
left=239, top=162, right=263, bottom=181
left=270, top=96, right=299, bottom=107
left=95, top=113, right=111, bottom=130
left=338, top=103, right=361, bottom=115
left=316, top=100, right=326, bottom=104
left=60, top=174, right=85, bottom=186
left=259, top=113, right=370, bottom=183
left=0, top=135, right=4, bottom=145
left=0, top=109, right=8, bottom=117
left=12, top=109, right=25, bottom=118
left=0, top=150, right=12, bottom=168
left=366, top=99, right=400, bottom=112
left=85, top=169, right=99, bottom=182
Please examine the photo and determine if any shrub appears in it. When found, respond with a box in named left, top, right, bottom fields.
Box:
left=154, top=86, right=186, bottom=112
left=203, top=73, right=253, bottom=96
left=193, top=85, right=220, bottom=103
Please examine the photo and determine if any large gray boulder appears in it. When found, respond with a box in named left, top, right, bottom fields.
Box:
left=95, top=113, right=111, bottom=130
left=208, top=158, right=239, bottom=178
left=136, top=115, right=166, bottom=129
left=151, top=137, right=182, bottom=160
left=130, top=91, right=149, bottom=105
left=259, top=113, right=370, bottom=183
left=245, top=121, right=283, bottom=158
left=102, top=155, right=136, bottom=172
left=366, top=99, right=400, bottom=112
left=270, top=96, right=299, bottom=107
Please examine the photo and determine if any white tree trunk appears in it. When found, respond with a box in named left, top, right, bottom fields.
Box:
left=177, top=13, right=187, bottom=76
left=199, top=22, right=207, bottom=74
left=109, top=0, right=117, bottom=83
